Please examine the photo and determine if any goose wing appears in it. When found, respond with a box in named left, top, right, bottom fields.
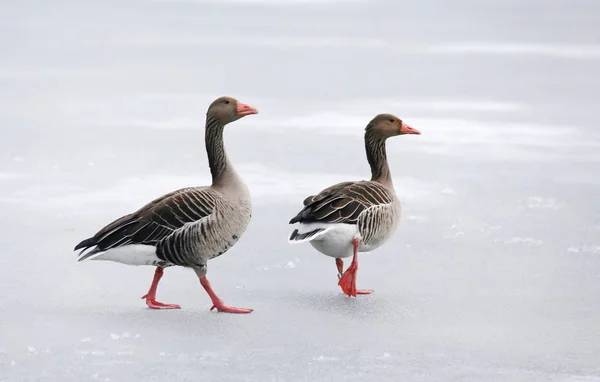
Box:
left=289, top=181, right=395, bottom=225
left=74, top=187, right=219, bottom=253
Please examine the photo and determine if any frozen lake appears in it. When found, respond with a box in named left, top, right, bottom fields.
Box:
left=1, top=0, right=600, bottom=380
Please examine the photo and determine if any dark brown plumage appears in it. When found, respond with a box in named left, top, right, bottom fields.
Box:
left=75, top=187, right=218, bottom=266
left=289, top=181, right=396, bottom=225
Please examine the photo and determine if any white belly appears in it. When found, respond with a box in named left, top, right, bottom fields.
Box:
left=305, top=223, right=385, bottom=258
left=80, top=244, right=167, bottom=266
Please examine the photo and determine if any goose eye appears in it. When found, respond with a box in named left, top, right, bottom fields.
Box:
left=389, top=119, right=395, bottom=123
left=224, top=100, right=230, bottom=104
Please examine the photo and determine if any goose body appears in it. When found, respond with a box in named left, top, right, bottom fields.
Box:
left=74, top=96, right=258, bottom=314
left=76, top=185, right=251, bottom=268
left=288, top=114, right=420, bottom=297
left=289, top=181, right=401, bottom=258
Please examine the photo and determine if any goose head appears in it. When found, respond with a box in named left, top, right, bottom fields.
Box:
left=207, top=96, right=259, bottom=124
left=366, top=113, right=420, bottom=139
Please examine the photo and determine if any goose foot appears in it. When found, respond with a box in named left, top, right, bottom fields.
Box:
left=141, top=295, right=181, bottom=310
left=200, top=276, right=253, bottom=314
left=210, top=302, right=253, bottom=314
left=141, top=267, right=181, bottom=309
left=337, top=239, right=373, bottom=297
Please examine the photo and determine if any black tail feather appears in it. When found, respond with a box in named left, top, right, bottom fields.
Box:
left=288, top=228, right=325, bottom=242
left=77, top=247, right=101, bottom=262
left=74, top=237, right=96, bottom=251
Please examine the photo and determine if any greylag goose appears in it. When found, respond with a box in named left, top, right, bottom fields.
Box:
left=74, top=96, right=258, bottom=314
left=288, top=114, right=420, bottom=297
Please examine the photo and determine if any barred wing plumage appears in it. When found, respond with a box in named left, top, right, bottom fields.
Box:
left=289, top=181, right=396, bottom=225
left=75, top=187, right=219, bottom=253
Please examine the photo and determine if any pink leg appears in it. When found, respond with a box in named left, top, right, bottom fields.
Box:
left=337, top=238, right=374, bottom=297
left=140, top=267, right=181, bottom=309
left=199, top=276, right=253, bottom=314
left=336, top=258, right=344, bottom=279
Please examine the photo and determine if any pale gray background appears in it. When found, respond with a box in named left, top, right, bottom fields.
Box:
left=1, top=0, right=599, bottom=381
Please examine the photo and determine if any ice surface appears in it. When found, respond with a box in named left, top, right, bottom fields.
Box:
left=1, top=0, right=600, bottom=381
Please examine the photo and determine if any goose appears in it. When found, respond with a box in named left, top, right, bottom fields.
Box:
left=288, top=114, right=420, bottom=297
left=74, top=96, right=258, bottom=314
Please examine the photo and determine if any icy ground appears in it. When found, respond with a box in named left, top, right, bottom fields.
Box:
left=1, top=0, right=600, bottom=381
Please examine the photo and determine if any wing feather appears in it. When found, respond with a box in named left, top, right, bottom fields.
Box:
left=289, top=181, right=395, bottom=225
left=74, top=187, right=219, bottom=252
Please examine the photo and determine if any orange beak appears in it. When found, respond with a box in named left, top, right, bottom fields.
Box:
left=400, top=122, right=420, bottom=135
left=236, top=101, right=259, bottom=117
